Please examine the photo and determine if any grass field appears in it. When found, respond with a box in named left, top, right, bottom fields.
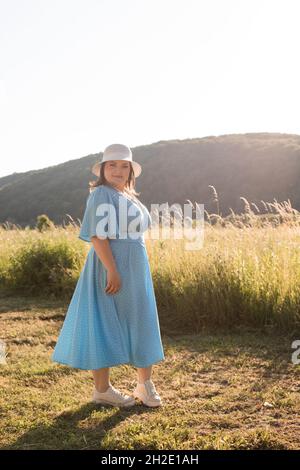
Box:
left=1, top=296, right=299, bottom=450
left=1, top=197, right=300, bottom=449
left=1, top=223, right=300, bottom=333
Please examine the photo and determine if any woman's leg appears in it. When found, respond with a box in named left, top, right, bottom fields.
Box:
left=92, top=368, right=110, bottom=392
left=135, top=365, right=162, bottom=406
left=137, top=365, right=152, bottom=383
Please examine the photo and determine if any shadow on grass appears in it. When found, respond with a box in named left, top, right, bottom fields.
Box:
left=3, top=402, right=158, bottom=450
left=0, top=294, right=68, bottom=314
left=162, top=332, right=296, bottom=379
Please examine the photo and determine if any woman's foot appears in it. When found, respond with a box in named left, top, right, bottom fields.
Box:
left=133, top=379, right=162, bottom=407
left=92, top=384, right=136, bottom=407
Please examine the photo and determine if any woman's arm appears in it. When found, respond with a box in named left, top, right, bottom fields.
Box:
left=91, top=237, right=121, bottom=295
left=91, top=237, right=117, bottom=272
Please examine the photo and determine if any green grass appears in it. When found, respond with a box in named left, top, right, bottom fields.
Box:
left=1, top=297, right=299, bottom=450
left=1, top=204, right=300, bottom=449
left=1, top=224, right=300, bottom=332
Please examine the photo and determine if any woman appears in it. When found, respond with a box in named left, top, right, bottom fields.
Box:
left=51, top=144, right=165, bottom=408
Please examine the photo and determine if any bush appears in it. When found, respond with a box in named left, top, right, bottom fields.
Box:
left=4, top=238, right=84, bottom=298
left=36, top=215, right=55, bottom=232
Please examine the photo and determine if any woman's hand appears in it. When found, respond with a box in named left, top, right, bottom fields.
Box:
left=105, top=268, right=122, bottom=295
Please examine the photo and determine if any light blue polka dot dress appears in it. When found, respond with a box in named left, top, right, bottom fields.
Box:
left=51, top=183, right=165, bottom=369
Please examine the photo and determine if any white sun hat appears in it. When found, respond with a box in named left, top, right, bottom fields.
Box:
left=91, top=143, right=142, bottom=178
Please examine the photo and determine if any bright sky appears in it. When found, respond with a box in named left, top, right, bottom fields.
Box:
left=0, top=0, right=299, bottom=177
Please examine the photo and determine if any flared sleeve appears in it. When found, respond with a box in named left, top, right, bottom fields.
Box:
left=78, top=185, right=118, bottom=242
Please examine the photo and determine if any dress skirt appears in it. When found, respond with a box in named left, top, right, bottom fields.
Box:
left=51, top=237, right=165, bottom=370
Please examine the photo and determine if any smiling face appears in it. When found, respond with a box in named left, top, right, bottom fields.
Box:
left=103, top=160, right=131, bottom=191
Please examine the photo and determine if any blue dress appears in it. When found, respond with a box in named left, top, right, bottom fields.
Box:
left=51, top=183, right=165, bottom=369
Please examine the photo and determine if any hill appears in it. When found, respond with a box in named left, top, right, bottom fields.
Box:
left=0, top=132, right=299, bottom=227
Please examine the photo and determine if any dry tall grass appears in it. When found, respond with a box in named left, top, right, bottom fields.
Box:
left=1, top=191, right=300, bottom=332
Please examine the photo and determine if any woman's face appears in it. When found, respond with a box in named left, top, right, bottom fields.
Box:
left=104, top=160, right=131, bottom=191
